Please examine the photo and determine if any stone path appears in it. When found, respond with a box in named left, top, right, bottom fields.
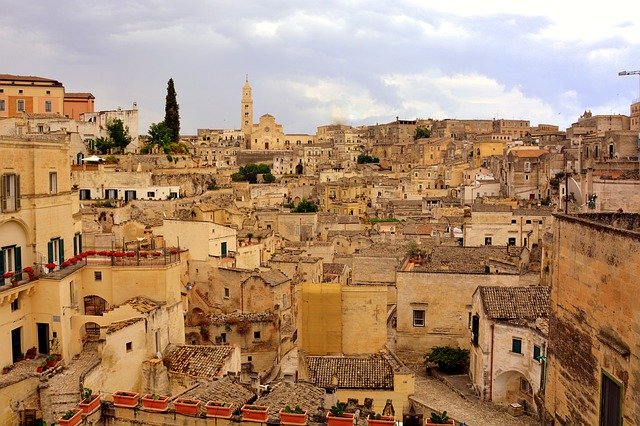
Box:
left=40, top=344, right=100, bottom=424
left=409, top=363, right=539, bottom=426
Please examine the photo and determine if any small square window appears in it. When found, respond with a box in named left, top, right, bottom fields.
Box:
left=484, top=236, right=492, bottom=246
left=220, top=333, right=227, bottom=343
left=224, top=288, right=230, bottom=298
left=18, top=89, right=23, bottom=94
left=147, top=191, right=155, bottom=198
left=46, top=90, right=51, bottom=94
left=525, top=219, right=532, bottom=224
left=94, top=271, right=102, bottom=281
left=413, top=310, right=425, bottom=327
left=253, top=331, right=261, bottom=340
left=247, top=356, right=252, bottom=361
left=512, top=338, right=522, bottom=354
left=126, top=342, right=132, bottom=352
left=508, top=237, right=516, bottom=246
left=533, top=345, right=541, bottom=361
left=11, top=298, right=19, bottom=312
left=511, top=219, right=517, bottom=224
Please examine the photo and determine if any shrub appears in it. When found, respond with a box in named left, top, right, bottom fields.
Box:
left=429, top=410, right=450, bottom=424
left=424, top=346, right=469, bottom=374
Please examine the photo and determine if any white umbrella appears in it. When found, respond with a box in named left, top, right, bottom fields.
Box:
left=82, top=155, right=104, bottom=163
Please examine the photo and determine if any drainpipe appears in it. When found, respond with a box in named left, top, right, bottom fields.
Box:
left=489, top=323, right=495, bottom=401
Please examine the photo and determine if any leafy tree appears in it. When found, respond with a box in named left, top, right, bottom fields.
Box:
left=357, top=154, right=380, bottom=164
left=292, top=198, right=318, bottom=213
left=414, top=126, right=431, bottom=139
left=424, top=346, right=469, bottom=374
left=165, top=78, right=180, bottom=143
left=106, top=118, right=132, bottom=152
left=95, top=136, right=113, bottom=154
left=232, top=163, right=273, bottom=184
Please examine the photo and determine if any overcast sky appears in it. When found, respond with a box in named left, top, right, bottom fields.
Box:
left=2, top=1, right=639, bottom=135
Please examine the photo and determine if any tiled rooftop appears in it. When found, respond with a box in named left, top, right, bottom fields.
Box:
left=209, top=312, right=277, bottom=326
left=246, top=269, right=290, bottom=287
left=182, top=375, right=254, bottom=407
left=121, top=296, right=163, bottom=313
left=106, top=318, right=144, bottom=334
left=255, top=381, right=326, bottom=422
left=166, top=345, right=235, bottom=379
left=306, top=354, right=395, bottom=390
left=479, top=286, right=550, bottom=320
left=405, top=245, right=524, bottom=274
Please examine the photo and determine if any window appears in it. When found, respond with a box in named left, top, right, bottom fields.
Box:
left=69, top=281, right=76, bottom=305
left=524, top=161, right=531, bottom=172
left=484, top=236, right=492, bottom=246
left=126, top=342, right=132, bottom=352
left=511, top=338, right=522, bottom=354
left=220, top=333, right=227, bottom=343
left=18, top=89, right=23, bottom=94
left=73, top=233, right=82, bottom=256
left=1, top=173, right=21, bottom=212
left=46, top=90, right=50, bottom=94
left=511, top=219, right=517, bottom=224
left=533, top=344, right=541, bottom=361
left=49, top=172, right=57, bottom=194
left=224, top=288, right=230, bottom=299
left=94, top=271, right=102, bottom=281
left=471, top=315, right=479, bottom=346
left=17, top=99, right=25, bottom=112
left=253, top=331, right=261, bottom=341
left=47, top=237, right=64, bottom=266
left=525, top=219, right=532, bottom=224
left=508, top=237, right=516, bottom=246
left=1, top=245, right=21, bottom=276
left=11, top=298, right=19, bottom=312
left=147, top=191, right=155, bottom=198
left=600, top=372, right=622, bottom=425
left=0, top=99, right=5, bottom=111
left=413, top=310, right=425, bottom=327
left=44, top=100, right=52, bottom=112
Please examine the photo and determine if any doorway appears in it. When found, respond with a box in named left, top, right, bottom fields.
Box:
left=11, top=327, right=22, bottom=362
left=37, top=323, right=50, bottom=354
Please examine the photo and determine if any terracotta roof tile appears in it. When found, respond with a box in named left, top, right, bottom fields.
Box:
left=306, top=354, right=395, bottom=390
left=183, top=376, right=254, bottom=407
left=166, top=345, right=235, bottom=379
left=479, top=286, right=550, bottom=320
left=255, top=381, right=325, bottom=422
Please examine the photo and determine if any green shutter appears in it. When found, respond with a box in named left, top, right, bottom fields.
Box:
left=78, top=234, right=83, bottom=253
left=15, top=175, right=20, bottom=210
left=14, top=246, right=21, bottom=272
left=0, top=250, right=5, bottom=276
left=73, top=236, right=78, bottom=256
left=59, top=239, right=65, bottom=262
left=47, top=241, right=54, bottom=263
left=512, top=338, right=522, bottom=354
left=533, top=345, right=541, bottom=361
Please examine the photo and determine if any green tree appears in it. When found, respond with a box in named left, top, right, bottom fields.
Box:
left=232, top=163, right=272, bottom=183
left=414, top=126, right=431, bottom=139
left=424, top=346, right=469, bottom=374
left=143, top=121, right=173, bottom=153
left=106, top=118, right=132, bottom=152
left=357, top=154, right=380, bottom=164
left=165, top=78, right=180, bottom=143
left=292, top=198, right=318, bottom=213
left=94, top=136, right=113, bottom=154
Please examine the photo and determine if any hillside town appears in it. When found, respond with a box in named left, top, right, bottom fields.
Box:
left=0, top=72, right=639, bottom=426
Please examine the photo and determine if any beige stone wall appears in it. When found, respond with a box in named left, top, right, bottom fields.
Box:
left=545, top=214, right=640, bottom=425
left=396, top=271, right=538, bottom=362
left=297, top=283, right=342, bottom=355
left=341, top=286, right=387, bottom=355
left=0, top=377, right=39, bottom=425
left=352, top=256, right=397, bottom=284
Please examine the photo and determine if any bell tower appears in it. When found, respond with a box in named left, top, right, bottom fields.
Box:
left=241, top=75, right=253, bottom=147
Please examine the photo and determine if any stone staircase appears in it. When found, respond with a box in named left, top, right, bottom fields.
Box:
left=39, top=342, right=100, bottom=424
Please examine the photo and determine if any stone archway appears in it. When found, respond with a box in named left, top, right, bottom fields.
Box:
left=493, top=370, right=535, bottom=412
left=83, top=295, right=109, bottom=316
left=82, top=321, right=101, bottom=341
left=295, top=164, right=304, bottom=175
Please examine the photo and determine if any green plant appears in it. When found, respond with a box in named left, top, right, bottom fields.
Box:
left=62, top=410, right=77, bottom=420
left=284, top=405, right=304, bottom=414
left=47, top=354, right=57, bottom=362
left=82, top=387, right=93, bottom=401
left=151, top=393, right=160, bottom=400
left=424, top=346, right=469, bottom=374
left=329, top=402, right=346, bottom=416
left=429, top=411, right=450, bottom=424
left=369, top=413, right=382, bottom=420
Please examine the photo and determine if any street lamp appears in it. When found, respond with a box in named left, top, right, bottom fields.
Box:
left=618, top=69, right=640, bottom=101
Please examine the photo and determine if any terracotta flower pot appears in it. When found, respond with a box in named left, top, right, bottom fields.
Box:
left=242, top=404, right=270, bottom=422
left=327, top=412, right=355, bottom=426
left=112, top=391, right=140, bottom=408
left=174, top=398, right=201, bottom=416
left=367, top=416, right=395, bottom=426
left=280, top=409, right=308, bottom=425
left=58, top=409, right=83, bottom=426
left=205, top=401, right=234, bottom=418
left=79, top=394, right=101, bottom=414
left=142, top=394, right=170, bottom=412
left=425, top=420, right=455, bottom=425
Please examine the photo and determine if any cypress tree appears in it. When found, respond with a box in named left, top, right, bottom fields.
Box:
left=165, top=78, right=180, bottom=142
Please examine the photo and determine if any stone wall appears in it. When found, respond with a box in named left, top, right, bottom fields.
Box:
left=545, top=214, right=640, bottom=425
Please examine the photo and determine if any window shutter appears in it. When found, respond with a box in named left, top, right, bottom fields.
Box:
left=73, top=236, right=78, bottom=256
left=15, top=175, right=20, bottom=210
left=78, top=234, right=83, bottom=253
left=0, top=250, right=5, bottom=276
left=14, top=246, right=22, bottom=272
left=1, top=174, right=6, bottom=211
left=59, top=239, right=65, bottom=262
left=47, top=241, right=54, bottom=263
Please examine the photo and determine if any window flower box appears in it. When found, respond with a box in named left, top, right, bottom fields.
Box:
left=3, top=271, right=15, bottom=279
left=142, top=394, right=170, bottom=412
left=326, top=412, right=355, bottom=426
left=367, top=415, right=395, bottom=426
left=79, top=394, right=101, bottom=414
left=174, top=398, right=201, bottom=416
left=425, top=411, right=454, bottom=425
left=58, top=408, right=83, bottom=426
left=62, top=260, right=72, bottom=268
left=112, top=391, right=140, bottom=408
left=205, top=401, right=234, bottom=418
left=280, top=407, right=307, bottom=425
left=242, top=404, right=270, bottom=422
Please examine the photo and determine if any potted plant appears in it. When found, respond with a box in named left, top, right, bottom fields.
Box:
left=112, top=390, right=140, bottom=408
left=26, top=347, right=37, bottom=359
left=205, top=401, right=234, bottom=418
left=326, top=402, right=354, bottom=426
left=241, top=404, right=270, bottom=422
left=142, top=393, right=170, bottom=411
left=426, top=411, right=454, bottom=425
left=2, top=365, right=11, bottom=374
left=280, top=405, right=307, bottom=425
left=367, top=413, right=395, bottom=426
left=57, top=408, right=83, bottom=426
left=37, top=360, right=47, bottom=373
left=174, top=397, right=201, bottom=416
left=46, top=354, right=58, bottom=368
left=45, top=262, right=57, bottom=271
left=79, top=387, right=101, bottom=414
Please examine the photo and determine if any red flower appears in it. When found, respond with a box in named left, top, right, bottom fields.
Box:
left=151, top=251, right=162, bottom=257
left=125, top=251, right=135, bottom=257
left=86, top=250, right=97, bottom=256
left=23, top=267, right=34, bottom=273
left=3, top=272, right=15, bottom=279
left=139, top=251, right=148, bottom=257
left=45, top=263, right=57, bottom=270
left=62, top=261, right=71, bottom=268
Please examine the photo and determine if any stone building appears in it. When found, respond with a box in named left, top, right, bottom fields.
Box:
left=544, top=213, right=640, bottom=425
left=502, top=147, right=550, bottom=200
left=0, top=74, right=65, bottom=118
left=469, top=286, right=549, bottom=415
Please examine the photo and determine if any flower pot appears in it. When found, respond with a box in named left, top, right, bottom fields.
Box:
left=205, top=401, right=234, bottom=418
left=112, top=391, right=140, bottom=408
left=174, top=398, right=201, bottom=416
left=79, top=394, right=101, bottom=414
left=368, top=416, right=395, bottom=426
left=142, top=394, right=170, bottom=412
left=2, top=367, right=10, bottom=374
left=37, top=366, right=45, bottom=373
left=47, top=359, right=58, bottom=368
left=55, top=354, right=62, bottom=361
left=280, top=409, right=308, bottom=425
left=425, top=420, right=455, bottom=425
left=327, top=412, right=355, bottom=426
left=58, top=409, right=83, bottom=426
left=242, top=404, right=270, bottom=422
